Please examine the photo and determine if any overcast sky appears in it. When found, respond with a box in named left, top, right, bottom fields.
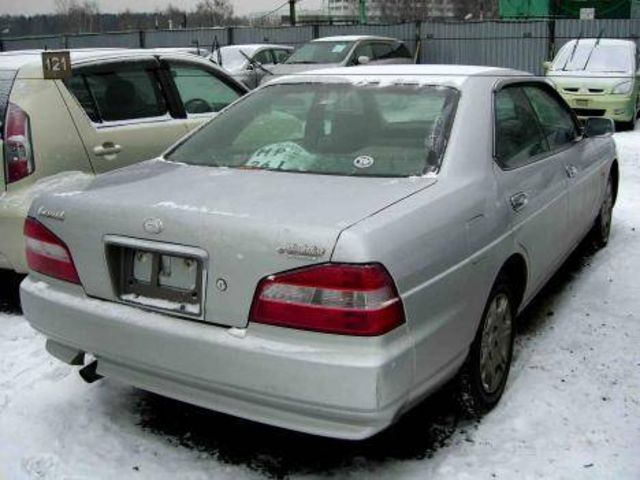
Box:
left=0, top=0, right=324, bottom=16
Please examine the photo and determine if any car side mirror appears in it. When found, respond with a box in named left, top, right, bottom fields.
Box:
left=542, top=60, right=552, bottom=72
left=246, top=63, right=255, bottom=71
left=584, top=117, right=615, bottom=137
left=357, top=55, right=371, bottom=65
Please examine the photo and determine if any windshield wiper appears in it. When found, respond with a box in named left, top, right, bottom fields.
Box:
left=286, top=61, right=318, bottom=65
left=582, top=28, right=606, bottom=71
left=562, top=30, right=582, bottom=71
left=239, top=50, right=274, bottom=76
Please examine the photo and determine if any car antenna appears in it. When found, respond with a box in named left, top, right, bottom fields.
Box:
left=582, top=28, right=606, bottom=71
left=563, top=29, right=583, bottom=71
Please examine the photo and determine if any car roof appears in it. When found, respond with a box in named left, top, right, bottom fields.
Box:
left=311, top=35, right=399, bottom=43
left=563, top=38, right=636, bottom=48
left=218, top=44, right=294, bottom=51
left=269, top=64, right=532, bottom=88
left=0, top=48, right=217, bottom=76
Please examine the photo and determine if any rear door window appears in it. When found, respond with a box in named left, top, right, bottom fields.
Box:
left=67, top=64, right=168, bottom=123
left=495, top=86, right=550, bottom=169
left=169, top=63, right=242, bottom=115
left=65, top=75, right=100, bottom=122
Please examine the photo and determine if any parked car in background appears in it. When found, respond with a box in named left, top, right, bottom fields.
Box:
left=262, top=35, right=414, bottom=83
left=0, top=49, right=247, bottom=278
left=211, top=44, right=294, bottom=89
left=545, top=38, right=639, bottom=130
left=21, top=65, right=618, bottom=440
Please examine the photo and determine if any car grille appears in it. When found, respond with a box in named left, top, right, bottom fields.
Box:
left=574, top=108, right=606, bottom=117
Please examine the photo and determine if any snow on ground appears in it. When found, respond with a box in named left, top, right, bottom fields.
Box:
left=1, top=133, right=639, bottom=480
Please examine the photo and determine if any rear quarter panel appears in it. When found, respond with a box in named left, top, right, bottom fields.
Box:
left=0, top=72, right=90, bottom=272
left=332, top=76, right=510, bottom=401
left=7, top=75, right=90, bottom=190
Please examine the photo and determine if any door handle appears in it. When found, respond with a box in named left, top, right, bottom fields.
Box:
left=93, top=142, right=122, bottom=157
left=565, top=164, right=579, bottom=178
left=510, top=192, right=529, bottom=212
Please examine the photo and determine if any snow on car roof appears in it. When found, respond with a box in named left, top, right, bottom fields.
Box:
left=563, top=38, right=636, bottom=48
left=217, top=44, right=293, bottom=51
left=0, top=48, right=215, bottom=76
left=269, top=64, right=532, bottom=88
left=311, top=35, right=397, bottom=43
left=0, top=48, right=209, bottom=65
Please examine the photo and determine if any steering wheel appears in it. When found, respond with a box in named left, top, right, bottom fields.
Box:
left=184, top=98, right=211, bottom=114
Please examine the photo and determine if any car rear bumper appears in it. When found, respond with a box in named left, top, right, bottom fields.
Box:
left=21, top=276, right=415, bottom=440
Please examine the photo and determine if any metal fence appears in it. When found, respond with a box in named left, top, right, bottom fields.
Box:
left=2, top=19, right=640, bottom=75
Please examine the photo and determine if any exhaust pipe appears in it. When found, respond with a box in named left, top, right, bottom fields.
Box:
left=79, top=360, right=103, bottom=384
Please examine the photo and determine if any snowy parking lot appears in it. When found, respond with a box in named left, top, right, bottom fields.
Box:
left=1, top=131, right=639, bottom=480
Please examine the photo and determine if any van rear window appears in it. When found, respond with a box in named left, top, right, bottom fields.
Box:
left=0, top=70, right=18, bottom=139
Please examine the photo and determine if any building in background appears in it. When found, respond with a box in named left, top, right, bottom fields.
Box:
left=327, top=0, right=455, bottom=22
left=499, top=0, right=640, bottom=19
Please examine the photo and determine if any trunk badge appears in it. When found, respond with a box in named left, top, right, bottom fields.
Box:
left=277, top=243, right=327, bottom=259
left=37, top=206, right=65, bottom=221
left=143, top=218, right=164, bottom=234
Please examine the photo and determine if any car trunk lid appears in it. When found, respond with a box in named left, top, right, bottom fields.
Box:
left=31, top=159, right=436, bottom=328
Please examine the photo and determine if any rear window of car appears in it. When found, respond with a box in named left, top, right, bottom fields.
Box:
left=0, top=70, right=18, bottom=139
left=285, top=42, right=355, bottom=64
left=167, top=83, right=459, bottom=177
left=66, top=65, right=168, bottom=123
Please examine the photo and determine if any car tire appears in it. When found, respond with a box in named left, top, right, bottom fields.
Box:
left=457, top=274, right=516, bottom=417
left=590, top=175, right=614, bottom=249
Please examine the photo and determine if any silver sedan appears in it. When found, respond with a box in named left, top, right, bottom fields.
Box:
left=21, top=65, right=618, bottom=440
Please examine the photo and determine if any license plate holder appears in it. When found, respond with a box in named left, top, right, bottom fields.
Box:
left=119, top=247, right=204, bottom=317
left=575, top=99, right=589, bottom=107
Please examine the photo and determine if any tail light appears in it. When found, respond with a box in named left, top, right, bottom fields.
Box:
left=250, top=263, right=405, bottom=336
left=4, top=102, right=34, bottom=183
left=24, top=217, right=80, bottom=284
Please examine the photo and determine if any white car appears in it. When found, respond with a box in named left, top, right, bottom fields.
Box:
left=211, top=44, right=294, bottom=89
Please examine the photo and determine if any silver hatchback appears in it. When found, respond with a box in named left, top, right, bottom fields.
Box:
left=21, top=65, right=618, bottom=440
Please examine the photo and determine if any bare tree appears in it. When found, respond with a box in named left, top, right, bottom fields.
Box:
left=379, top=0, right=432, bottom=22
left=195, top=0, right=234, bottom=27
left=55, top=0, right=99, bottom=32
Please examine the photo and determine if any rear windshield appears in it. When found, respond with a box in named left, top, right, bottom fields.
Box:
left=0, top=70, right=18, bottom=139
left=167, top=83, right=459, bottom=177
left=285, top=42, right=355, bottom=64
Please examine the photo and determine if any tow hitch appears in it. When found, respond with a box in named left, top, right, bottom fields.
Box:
left=79, top=360, right=103, bottom=384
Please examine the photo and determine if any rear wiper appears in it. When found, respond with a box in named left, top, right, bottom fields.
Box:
left=582, top=28, right=606, bottom=71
